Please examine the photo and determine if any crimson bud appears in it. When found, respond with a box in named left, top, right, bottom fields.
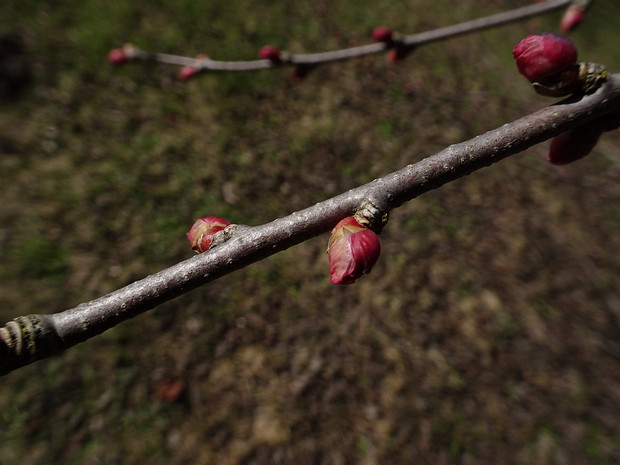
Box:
left=560, top=5, right=586, bottom=34
left=548, top=127, right=601, bottom=165
left=187, top=216, right=231, bottom=253
left=513, top=33, right=577, bottom=82
left=107, top=48, right=128, bottom=65
left=372, top=26, right=393, bottom=44
left=178, top=66, right=198, bottom=81
left=327, top=216, right=381, bottom=285
left=258, top=45, right=281, bottom=63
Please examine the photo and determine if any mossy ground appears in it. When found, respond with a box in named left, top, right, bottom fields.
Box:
left=1, top=1, right=620, bottom=464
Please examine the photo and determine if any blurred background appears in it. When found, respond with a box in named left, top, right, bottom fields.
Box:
left=1, top=1, right=619, bottom=463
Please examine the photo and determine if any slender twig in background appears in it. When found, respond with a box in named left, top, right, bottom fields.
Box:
left=1, top=74, right=619, bottom=376
left=113, top=0, right=574, bottom=74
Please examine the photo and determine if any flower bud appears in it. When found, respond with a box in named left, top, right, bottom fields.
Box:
left=187, top=216, right=231, bottom=253
left=107, top=48, right=128, bottom=65
left=513, top=33, right=577, bottom=82
left=560, top=5, right=586, bottom=34
left=548, top=126, right=602, bottom=165
left=178, top=66, right=198, bottom=81
left=258, top=45, right=281, bottom=63
left=372, top=27, right=393, bottom=44
left=327, top=216, right=381, bottom=285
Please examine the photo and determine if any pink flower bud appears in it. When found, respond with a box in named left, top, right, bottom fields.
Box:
left=258, top=45, right=281, bottom=63
left=560, top=6, right=586, bottom=34
left=548, top=127, right=601, bottom=165
left=187, top=216, right=231, bottom=253
left=372, top=26, right=393, bottom=44
left=327, top=216, right=381, bottom=285
left=107, top=48, right=128, bottom=65
left=513, top=33, right=577, bottom=82
left=178, top=66, right=198, bottom=81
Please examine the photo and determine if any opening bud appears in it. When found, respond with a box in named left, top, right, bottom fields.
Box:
left=187, top=216, right=231, bottom=253
left=327, top=216, right=381, bottom=285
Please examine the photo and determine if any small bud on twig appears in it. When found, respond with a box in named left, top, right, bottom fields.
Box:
left=178, top=54, right=208, bottom=81
left=513, top=33, right=607, bottom=97
left=178, top=66, right=198, bottom=81
left=560, top=4, right=586, bottom=34
left=547, top=111, right=620, bottom=165
left=327, top=216, right=381, bottom=285
left=186, top=217, right=231, bottom=253
left=371, top=26, right=394, bottom=44
left=548, top=127, right=600, bottom=165
left=258, top=45, right=282, bottom=63
left=107, top=48, right=128, bottom=65
left=513, top=33, right=579, bottom=97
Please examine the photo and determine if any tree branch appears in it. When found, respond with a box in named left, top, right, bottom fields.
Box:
left=1, top=74, right=619, bottom=376
left=117, top=0, right=574, bottom=73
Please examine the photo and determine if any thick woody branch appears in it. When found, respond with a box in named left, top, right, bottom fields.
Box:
left=119, top=0, right=573, bottom=73
left=2, top=74, right=619, bottom=376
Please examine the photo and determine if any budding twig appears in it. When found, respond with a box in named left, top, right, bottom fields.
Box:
left=111, top=0, right=574, bottom=76
left=2, top=74, right=619, bottom=376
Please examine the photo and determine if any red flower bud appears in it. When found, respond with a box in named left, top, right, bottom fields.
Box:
left=513, top=33, right=577, bottom=82
left=178, top=66, right=198, bottom=81
left=560, top=5, right=586, bottom=34
left=548, top=126, right=601, bottom=165
left=107, top=48, right=128, bottom=65
left=327, top=216, right=381, bottom=285
left=258, top=45, right=281, bottom=63
left=187, top=216, right=231, bottom=253
left=372, top=26, right=393, bottom=44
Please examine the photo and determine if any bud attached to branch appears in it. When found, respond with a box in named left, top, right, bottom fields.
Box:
left=513, top=33, right=579, bottom=97
left=178, top=54, right=208, bottom=81
left=372, top=27, right=394, bottom=45
left=327, top=216, right=381, bottom=285
left=560, top=4, right=586, bottom=34
left=107, top=48, right=128, bottom=65
left=548, top=128, right=600, bottom=165
left=187, top=216, right=231, bottom=253
left=258, top=45, right=282, bottom=63
left=547, top=111, right=620, bottom=165
left=107, top=44, right=137, bottom=65
left=178, top=66, right=198, bottom=81
left=513, top=33, right=607, bottom=97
